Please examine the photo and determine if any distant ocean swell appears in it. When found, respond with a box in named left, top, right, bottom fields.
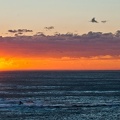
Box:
left=0, top=71, right=120, bottom=120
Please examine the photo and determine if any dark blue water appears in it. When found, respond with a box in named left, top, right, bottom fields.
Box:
left=0, top=70, right=120, bottom=120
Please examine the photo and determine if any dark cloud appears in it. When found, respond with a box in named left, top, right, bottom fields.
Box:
left=8, top=30, right=18, bottom=33
left=17, top=29, right=33, bottom=33
left=101, top=20, right=107, bottom=23
left=34, top=32, right=46, bottom=37
left=44, top=26, right=54, bottom=30
left=115, top=30, right=120, bottom=37
left=8, top=29, right=33, bottom=35
left=1, top=30, right=120, bottom=59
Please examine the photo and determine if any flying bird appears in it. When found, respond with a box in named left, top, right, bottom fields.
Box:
left=90, top=17, right=98, bottom=23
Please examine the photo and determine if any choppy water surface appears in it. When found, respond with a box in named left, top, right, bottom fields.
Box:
left=0, top=70, right=120, bottom=120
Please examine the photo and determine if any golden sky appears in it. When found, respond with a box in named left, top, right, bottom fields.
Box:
left=0, top=0, right=120, bottom=70
left=1, top=57, right=120, bottom=71
left=0, top=32, right=120, bottom=70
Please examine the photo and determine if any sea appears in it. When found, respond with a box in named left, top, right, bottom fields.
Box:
left=0, top=70, right=120, bottom=120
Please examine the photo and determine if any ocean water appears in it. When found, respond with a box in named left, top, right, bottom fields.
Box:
left=0, top=70, right=120, bottom=120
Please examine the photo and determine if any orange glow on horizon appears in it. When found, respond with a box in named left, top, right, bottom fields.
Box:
left=0, top=56, right=120, bottom=71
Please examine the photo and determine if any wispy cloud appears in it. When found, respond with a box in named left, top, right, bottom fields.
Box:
left=8, top=30, right=18, bottom=33
left=8, top=29, right=33, bottom=36
left=44, top=26, right=54, bottom=31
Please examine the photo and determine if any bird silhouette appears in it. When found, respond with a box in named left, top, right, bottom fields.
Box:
left=90, top=17, right=98, bottom=23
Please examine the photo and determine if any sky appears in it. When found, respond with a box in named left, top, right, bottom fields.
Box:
left=0, top=0, right=120, bottom=70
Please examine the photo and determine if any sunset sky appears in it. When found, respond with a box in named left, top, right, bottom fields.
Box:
left=0, top=0, right=120, bottom=70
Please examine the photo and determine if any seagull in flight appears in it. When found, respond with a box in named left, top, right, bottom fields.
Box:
left=90, top=17, right=98, bottom=23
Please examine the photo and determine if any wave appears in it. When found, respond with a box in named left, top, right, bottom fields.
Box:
left=0, top=100, right=120, bottom=109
